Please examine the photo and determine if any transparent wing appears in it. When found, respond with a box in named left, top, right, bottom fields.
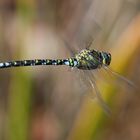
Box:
left=58, top=0, right=102, bottom=53
left=103, top=66, right=137, bottom=90
left=82, top=70, right=111, bottom=116
left=58, top=0, right=139, bottom=53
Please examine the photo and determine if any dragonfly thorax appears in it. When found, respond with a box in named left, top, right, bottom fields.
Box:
left=75, top=49, right=111, bottom=70
left=75, top=49, right=101, bottom=70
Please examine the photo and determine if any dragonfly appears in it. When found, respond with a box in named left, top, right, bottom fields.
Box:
left=0, top=46, right=134, bottom=115
left=0, top=46, right=113, bottom=114
left=0, top=49, right=111, bottom=70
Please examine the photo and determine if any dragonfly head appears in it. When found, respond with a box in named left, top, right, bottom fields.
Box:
left=102, top=52, right=111, bottom=66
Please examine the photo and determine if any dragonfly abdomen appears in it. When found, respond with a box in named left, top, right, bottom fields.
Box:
left=0, top=58, right=78, bottom=69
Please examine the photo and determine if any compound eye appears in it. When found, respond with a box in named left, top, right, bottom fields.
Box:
left=106, top=53, right=111, bottom=65
left=108, top=53, right=111, bottom=59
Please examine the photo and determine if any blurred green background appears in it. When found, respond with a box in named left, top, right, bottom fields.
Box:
left=0, top=0, right=140, bottom=140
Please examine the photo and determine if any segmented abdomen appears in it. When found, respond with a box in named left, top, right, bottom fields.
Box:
left=0, top=58, right=78, bottom=69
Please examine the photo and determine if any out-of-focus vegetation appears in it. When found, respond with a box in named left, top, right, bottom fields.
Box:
left=0, top=0, right=140, bottom=140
